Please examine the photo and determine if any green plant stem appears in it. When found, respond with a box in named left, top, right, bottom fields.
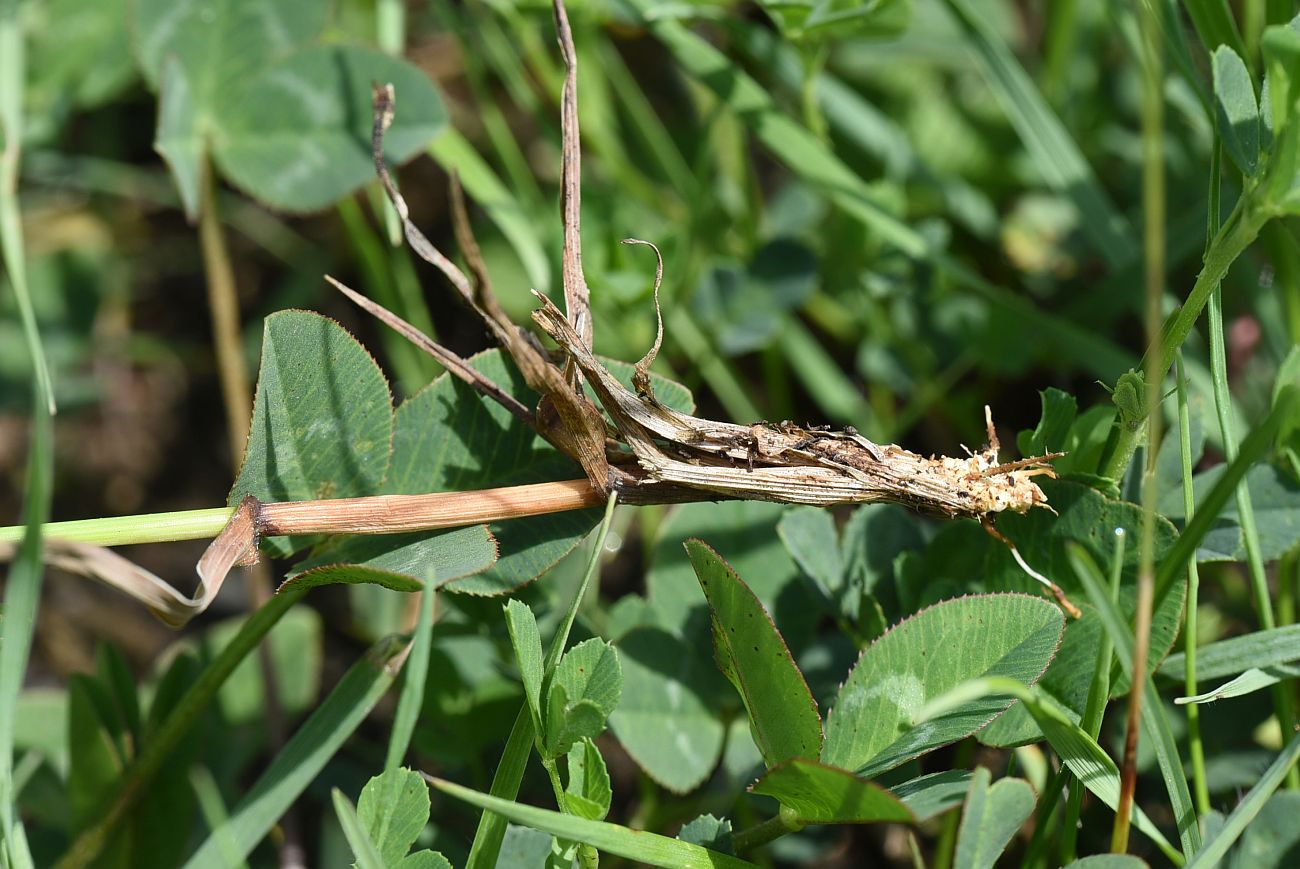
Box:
left=465, top=494, right=618, bottom=869
left=732, top=810, right=802, bottom=854
left=1206, top=273, right=1300, bottom=788
left=1176, top=354, right=1211, bottom=815
left=198, top=160, right=253, bottom=469
left=0, top=507, right=235, bottom=546
left=0, top=8, right=50, bottom=861
left=1100, top=198, right=1266, bottom=481
left=56, top=586, right=309, bottom=869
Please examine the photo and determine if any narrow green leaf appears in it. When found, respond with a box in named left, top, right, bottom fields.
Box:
left=356, top=769, right=430, bottom=866
left=1175, top=664, right=1300, bottom=704
left=183, top=637, right=405, bottom=868
left=386, top=583, right=438, bottom=770
left=953, top=767, right=1035, bottom=869
left=1187, top=732, right=1300, bottom=867
left=505, top=600, right=546, bottom=737
left=427, top=776, right=757, bottom=869
left=686, top=539, right=823, bottom=767
left=1161, top=624, right=1300, bottom=680
left=749, top=758, right=913, bottom=825
left=333, top=789, right=385, bottom=869
left=1214, top=46, right=1261, bottom=176
left=823, top=594, right=1063, bottom=777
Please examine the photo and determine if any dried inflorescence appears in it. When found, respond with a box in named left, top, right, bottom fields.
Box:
left=335, top=0, right=1075, bottom=619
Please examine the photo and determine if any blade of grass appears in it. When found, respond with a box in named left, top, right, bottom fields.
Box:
left=1183, top=0, right=1250, bottom=66
left=1205, top=234, right=1300, bottom=779
left=465, top=493, right=618, bottom=869
left=940, top=0, right=1138, bottom=269
left=189, top=767, right=249, bottom=869
left=431, top=775, right=756, bottom=869
left=336, top=196, right=436, bottom=392
left=0, top=4, right=51, bottom=863
left=428, top=127, right=553, bottom=294
left=1161, top=624, right=1300, bottom=679
left=385, top=580, right=437, bottom=771
left=1070, top=546, right=1201, bottom=856
left=1175, top=354, right=1212, bottom=815
left=182, top=636, right=407, bottom=869
left=1185, top=730, right=1300, bottom=867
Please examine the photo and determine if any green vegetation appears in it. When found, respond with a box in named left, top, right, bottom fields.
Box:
left=3, top=0, right=1300, bottom=866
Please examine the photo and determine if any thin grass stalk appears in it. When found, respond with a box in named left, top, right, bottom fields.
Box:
left=465, top=493, right=618, bottom=868
left=0, top=7, right=49, bottom=862
left=1206, top=270, right=1300, bottom=789
left=197, top=159, right=252, bottom=469
left=1176, top=354, right=1211, bottom=814
left=1115, top=3, right=1165, bottom=852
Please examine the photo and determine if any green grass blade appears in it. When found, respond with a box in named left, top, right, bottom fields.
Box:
left=1161, top=624, right=1300, bottom=679
left=429, top=776, right=756, bottom=868
left=385, top=580, right=437, bottom=771
left=0, top=5, right=52, bottom=862
left=188, top=767, right=248, bottom=869
left=183, top=637, right=406, bottom=869
left=1186, top=731, right=1300, bottom=868
left=940, top=0, right=1138, bottom=268
left=1184, top=0, right=1250, bottom=62
left=428, top=127, right=552, bottom=294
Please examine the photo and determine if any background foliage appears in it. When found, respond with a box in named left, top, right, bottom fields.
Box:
left=4, top=0, right=1300, bottom=867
